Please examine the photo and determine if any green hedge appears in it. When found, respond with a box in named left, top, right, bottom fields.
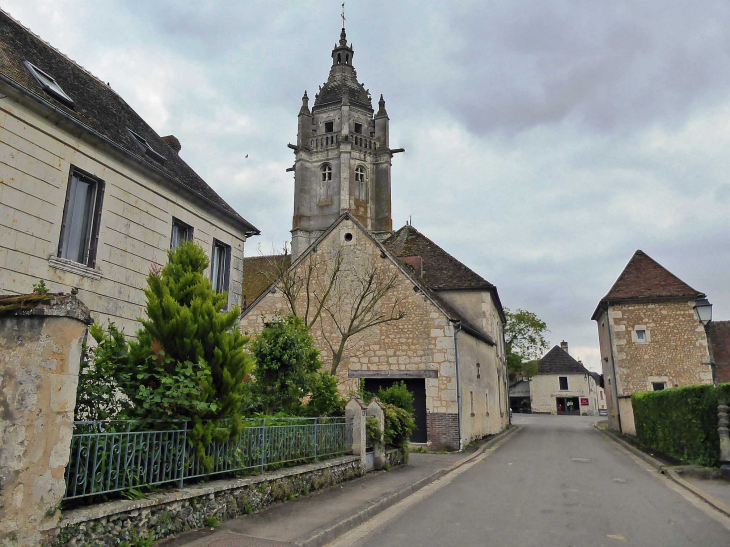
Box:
left=632, top=383, right=730, bottom=467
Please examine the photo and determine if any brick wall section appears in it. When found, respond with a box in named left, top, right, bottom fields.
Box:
left=427, top=413, right=460, bottom=450
left=608, top=300, right=712, bottom=394
left=0, top=101, right=247, bottom=335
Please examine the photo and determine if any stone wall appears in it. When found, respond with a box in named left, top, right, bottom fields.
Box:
left=0, top=295, right=91, bottom=547
left=241, top=219, right=461, bottom=425
left=608, top=300, right=712, bottom=394
left=0, top=99, right=247, bottom=335
left=53, top=456, right=363, bottom=547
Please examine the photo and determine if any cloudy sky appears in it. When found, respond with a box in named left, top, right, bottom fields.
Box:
left=6, top=0, right=730, bottom=371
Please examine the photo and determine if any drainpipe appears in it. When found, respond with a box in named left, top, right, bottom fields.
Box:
left=453, top=322, right=463, bottom=451
left=605, top=302, right=622, bottom=432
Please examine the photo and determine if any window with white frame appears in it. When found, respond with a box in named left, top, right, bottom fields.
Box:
left=170, top=218, right=193, bottom=250
left=58, top=168, right=105, bottom=267
left=211, top=240, right=231, bottom=295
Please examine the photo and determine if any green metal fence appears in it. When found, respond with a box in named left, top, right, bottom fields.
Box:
left=64, top=417, right=352, bottom=500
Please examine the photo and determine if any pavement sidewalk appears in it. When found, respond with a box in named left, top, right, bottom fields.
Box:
left=158, top=448, right=476, bottom=547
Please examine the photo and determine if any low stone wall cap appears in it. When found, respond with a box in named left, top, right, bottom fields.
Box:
left=0, top=293, right=92, bottom=324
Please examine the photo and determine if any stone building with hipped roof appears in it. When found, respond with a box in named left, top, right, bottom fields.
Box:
left=241, top=27, right=508, bottom=450
left=592, top=250, right=713, bottom=432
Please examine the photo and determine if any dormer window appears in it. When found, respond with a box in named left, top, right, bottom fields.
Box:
left=23, top=61, right=74, bottom=108
left=126, top=128, right=166, bottom=165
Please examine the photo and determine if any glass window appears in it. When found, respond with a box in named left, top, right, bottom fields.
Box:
left=636, top=329, right=646, bottom=341
left=58, top=169, right=105, bottom=267
left=211, top=240, right=231, bottom=294
left=652, top=382, right=666, bottom=391
left=559, top=376, right=569, bottom=390
left=325, top=121, right=334, bottom=133
left=126, top=128, right=166, bottom=165
left=354, top=122, right=363, bottom=134
left=355, top=166, right=367, bottom=200
left=321, top=164, right=332, bottom=182
left=23, top=61, right=74, bottom=108
left=170, top=218, right=193, bottom=250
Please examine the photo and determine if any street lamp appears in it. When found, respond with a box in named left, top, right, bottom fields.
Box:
left=694, top=298, right=715, bottom=386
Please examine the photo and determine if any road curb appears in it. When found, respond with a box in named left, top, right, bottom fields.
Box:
left=594, top=424, right=730, bottom=519
left=298, top=425, right=522, bottom=547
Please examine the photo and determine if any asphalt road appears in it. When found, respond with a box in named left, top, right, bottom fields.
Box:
left=336, top=415, right=730, bottom=547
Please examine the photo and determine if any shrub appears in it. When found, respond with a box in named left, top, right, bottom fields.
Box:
left=303, top=371, right=345, bottom=417
left=377, top=381, right=414, bottom=414
left=249, top=315, right=321, bottom=415
left=382, top=403, right=415, bottom=451
left=366, top=416, right=383, bottom=445
left=632, top=383, right=730, bottom=467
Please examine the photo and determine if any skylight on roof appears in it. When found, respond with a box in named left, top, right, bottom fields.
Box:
left=23, top=61, right=74, bottom=108
left=126, top=128, right=166, bottom=165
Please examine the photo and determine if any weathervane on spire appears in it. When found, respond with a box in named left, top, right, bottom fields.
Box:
left=341, top=2, right=346, bottom=28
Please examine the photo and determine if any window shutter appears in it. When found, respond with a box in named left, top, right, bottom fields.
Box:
left=88, top=181, right=105, bottom=268
left=58, top=173, right=75, bottom=257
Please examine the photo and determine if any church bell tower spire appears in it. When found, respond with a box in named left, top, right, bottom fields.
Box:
left=289, top=23, right=398, bottom=259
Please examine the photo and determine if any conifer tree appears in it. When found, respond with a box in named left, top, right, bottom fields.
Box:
left=119, top=240, right=253, bottom=468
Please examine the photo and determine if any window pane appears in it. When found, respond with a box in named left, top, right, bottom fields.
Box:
left=211, top=246, right=221, bottom=291
left=61, top=175, right=95, bottom=264
left=171, top=224, right=181, bottom=250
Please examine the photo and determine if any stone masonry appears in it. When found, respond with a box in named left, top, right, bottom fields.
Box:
left=0, top=295, right=91, bottom=547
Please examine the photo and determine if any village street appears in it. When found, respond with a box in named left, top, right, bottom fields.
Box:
left=330, top=416, right=730, bottom=547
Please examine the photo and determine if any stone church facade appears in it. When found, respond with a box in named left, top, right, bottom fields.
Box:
left=242, top=27, right=508, bottom=449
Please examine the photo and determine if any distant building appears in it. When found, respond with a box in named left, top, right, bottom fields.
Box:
left=529, top=342, right=599, bottom=416
left=0, top=10, right=258, bottom=333
left=592, top=250, right=712, bottom=432
left=509, top=379, right=531, bottom=413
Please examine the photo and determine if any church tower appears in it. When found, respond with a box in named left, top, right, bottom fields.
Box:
left=290, top=27, right=397, bottom=258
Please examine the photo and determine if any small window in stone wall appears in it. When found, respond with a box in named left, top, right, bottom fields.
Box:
left=636, top=329, right=646, bottom=342
left=325, top=121, right=334, bottom=133
left=476, top=363, right=481, bottom=378
left=485, top=390, right=490, bottom=416
left=652, top=382, right=666, bottom=391
left=559, top=376, right=569, bottom=390
left=470, top=391, right=475, bottom=416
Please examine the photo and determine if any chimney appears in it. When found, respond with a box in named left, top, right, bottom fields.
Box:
left=560, top=340, right=569, bottom=354
left=161, top=135, right=181, bottom=154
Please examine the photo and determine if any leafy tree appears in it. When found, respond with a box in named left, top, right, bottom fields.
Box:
left=303, top=371, right=346, bottom=417
left=249, top=314, right=321, bottom=415
left=117, top=240, right=253, bottom=467
left=75, top=321, right=128, bottom=421
left=504, top=308, right=549, bottom=382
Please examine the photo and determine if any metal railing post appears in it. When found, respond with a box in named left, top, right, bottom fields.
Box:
left=313, top=418, right=318, bottom=461
left=179, top=421, right=187, bottom=488
left=260, top=418, right=266, bottom=475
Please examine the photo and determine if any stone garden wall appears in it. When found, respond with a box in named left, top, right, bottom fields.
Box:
left=53, top=456, right=362, bottom=546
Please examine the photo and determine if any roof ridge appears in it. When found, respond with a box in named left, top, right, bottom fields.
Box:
left=1, top=8, right=119, bottom=95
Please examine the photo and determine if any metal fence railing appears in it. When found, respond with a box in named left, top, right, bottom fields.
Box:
left=64, top=417, right=353, bottom=500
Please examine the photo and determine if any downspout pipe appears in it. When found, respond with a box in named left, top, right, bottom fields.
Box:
left=454, top=322, right=463, bottom=451
left=605, top=302, right=622, bottom=432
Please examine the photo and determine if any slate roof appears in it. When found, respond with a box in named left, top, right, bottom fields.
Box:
left=592, top=250, right=704, bottom=319
left=383, top=225, right=505, bottom=323
left=241, top=254, right=291, bottom=310
left=537, top=346, right=591, bottom=375
left=384, top=226, right=495, bottom=291
left=0, top=10, right=258, bottom=236
left=709, top=321, right=730, bottom=384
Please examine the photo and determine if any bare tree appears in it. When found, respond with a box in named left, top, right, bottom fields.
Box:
left=260, top=243, right=405, bottom=374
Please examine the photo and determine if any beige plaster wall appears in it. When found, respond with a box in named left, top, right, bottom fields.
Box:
left=0, top=299, right=89, bottom=546
left=596, top=310, right=621, bottom=430
left=0, top=99, right=247, bottom=336
left=456, top=330, right=509, bottom=443
left=437, top=289, right=505, bottom=356
left=529, top=373, right=597, bottom=415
